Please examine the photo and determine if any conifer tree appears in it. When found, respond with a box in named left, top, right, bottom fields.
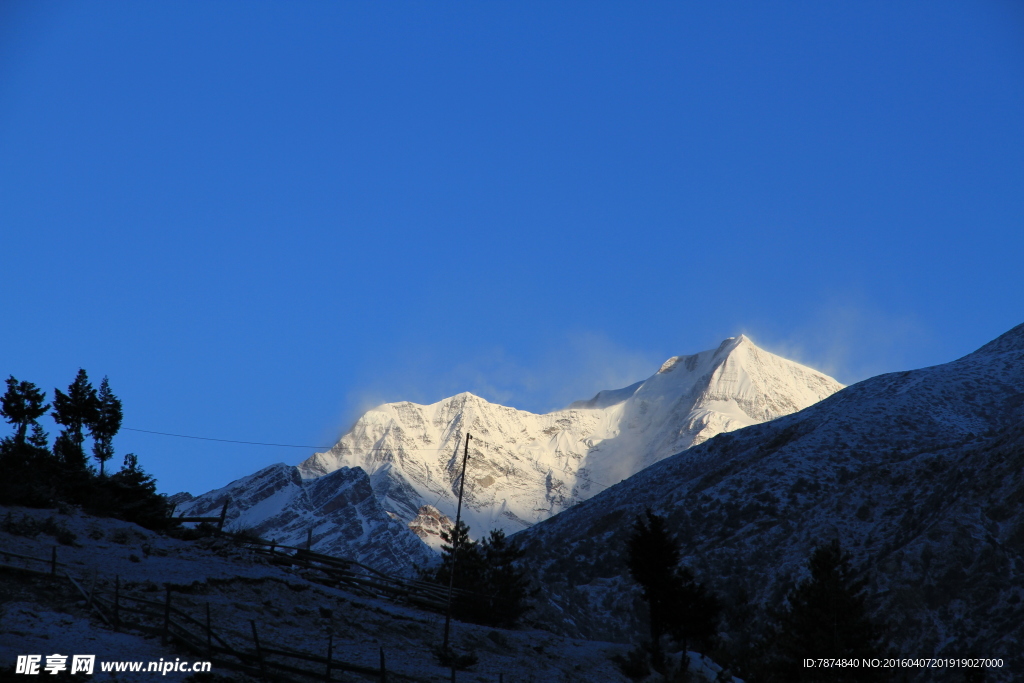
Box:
left=98, top=452, right=171, bottom=529
left=27, top=423, right=50, bottom=450
left=90, top=377, right=123, bottom=476
left=434, top=521, right=487, bottom=590
left=0, top=378, right=54, bottom=504
left=480, top=529, right=533, bottom=627
left=0, top=373, right=170, bottom=528
left=428, top=522, right=532, bottom=627
left=51, top=369, right=99, bottom=471
left=1, top=376, right=50, bottom=446
left=52, top=432, right=87, bottom=470
left=763, top=539, right=886, bottom=682
left=627, top=509, right=720, bottom=666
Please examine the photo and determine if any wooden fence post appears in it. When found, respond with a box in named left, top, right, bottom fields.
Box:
left=379, top=646, right=386, bottom=683
left=162, top=585, right=172, bottom=645
left=250, top=620, right=267, bottom=682
left=325, top=632, right=333, bottom=681
left=217, top=499, right=230, bottom=533
left=50, top=547, right=57, bottom=575
left=114, top=576, right=120, bottom=632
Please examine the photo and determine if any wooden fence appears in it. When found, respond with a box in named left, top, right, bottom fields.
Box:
left=165, top=501, right=481, bottom=616
left=169, top=498, right=231, bottom=532
left=0, top=546, right=63, bottom=576
left=90, top=584, right=392, bottom=682
left=1, top=548, right=396, bottom=682
left=238, top=539, right=479, bottom=614
left=2, top=535, right=504, bottom=682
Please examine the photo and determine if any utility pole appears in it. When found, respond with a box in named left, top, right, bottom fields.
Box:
left=442, top=432, right=471, bottom=651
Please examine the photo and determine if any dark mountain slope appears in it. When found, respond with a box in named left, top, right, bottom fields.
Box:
left=516, top=323, right=1024, bottom=680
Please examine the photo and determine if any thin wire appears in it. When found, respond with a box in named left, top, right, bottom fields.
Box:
left=122, top=427, right=446, bottom=451
left=572, top=471, right=616, bottom=492
left=122, top=428, right=330, bottom=448
left=124, top=427, right=619, bottom=491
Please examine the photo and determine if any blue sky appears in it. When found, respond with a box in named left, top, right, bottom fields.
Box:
left=2, top=2, right=1022, bottom=495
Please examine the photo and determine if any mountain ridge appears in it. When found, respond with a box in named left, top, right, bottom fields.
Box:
left=514, top=322, right=1024, bottom=680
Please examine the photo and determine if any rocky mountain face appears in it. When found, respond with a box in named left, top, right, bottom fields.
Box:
left=171, top=464, right=436, bottom=574
left=407, top=504, right=455, bottom=551
left=298, top=335, right=842, bottom=540
left=514, top=323, right=1024, bottom=680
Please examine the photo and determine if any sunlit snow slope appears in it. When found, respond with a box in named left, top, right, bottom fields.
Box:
left=298, top=335, right=842, bottom=539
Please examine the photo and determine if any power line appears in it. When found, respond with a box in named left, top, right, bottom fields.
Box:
left=566, top=471, right=614, bottom=491
left=123, top=427, right=620, bottom=490
left=122, top=427, right=450, bottom=451
left=122, top=428, right=333, bottom=449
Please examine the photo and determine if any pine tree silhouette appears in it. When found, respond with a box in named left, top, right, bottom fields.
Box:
left=52, top=369, right=99, bottom=473
left=426, top=522, right=532, bottom=627
left=1, top=376, right=50, bottom=446
left=96, top=453, right=170, bottom=528
left=90, top=377, right=123, bottom=476
left=627, top=509, right=720, bottom=667
left=480, top=529, right=533, bottom=627
left=764, top=539, right=887, bottom=682
left=435, top=520, right=486, bottom=586
left=0, top=372, right=170, bottom=529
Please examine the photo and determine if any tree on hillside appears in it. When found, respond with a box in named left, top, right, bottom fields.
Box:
left=0, top=371, right=171, bottom=529
left=90, top=376, right=123, bottom=476
left=426, top=521, right=533, bottom=627
left=434, top=520, right=486, bottom=588
left=627, top=509, right=720, bottom=667
left=92, top=452, right=171, bottom=529
left=1, top=379, right=58, bottom=506
left=479, top=529, right=533, bottom=627
left=27, top=423, right=50, bottom=450
left=1, top=376, right=50, bottom=446
left=762, top=539, right=887, bottom=682
left=0, top=378, right=53, bottom=486
left=52, top=369, right=99, bottom=471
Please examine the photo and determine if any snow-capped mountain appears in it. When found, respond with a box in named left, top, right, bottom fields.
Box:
left=298, top=335, right=842, bottom=539
left=177, top=335, right=840, bottom=571
left=170, top=464, right=436, bottom=574
left=515, top=323, right=1024, bottom=678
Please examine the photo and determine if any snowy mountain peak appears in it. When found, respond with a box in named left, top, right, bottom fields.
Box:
left=297, top=335, right=843, bottom=542
left=658, top=335, right=745, bottom=373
